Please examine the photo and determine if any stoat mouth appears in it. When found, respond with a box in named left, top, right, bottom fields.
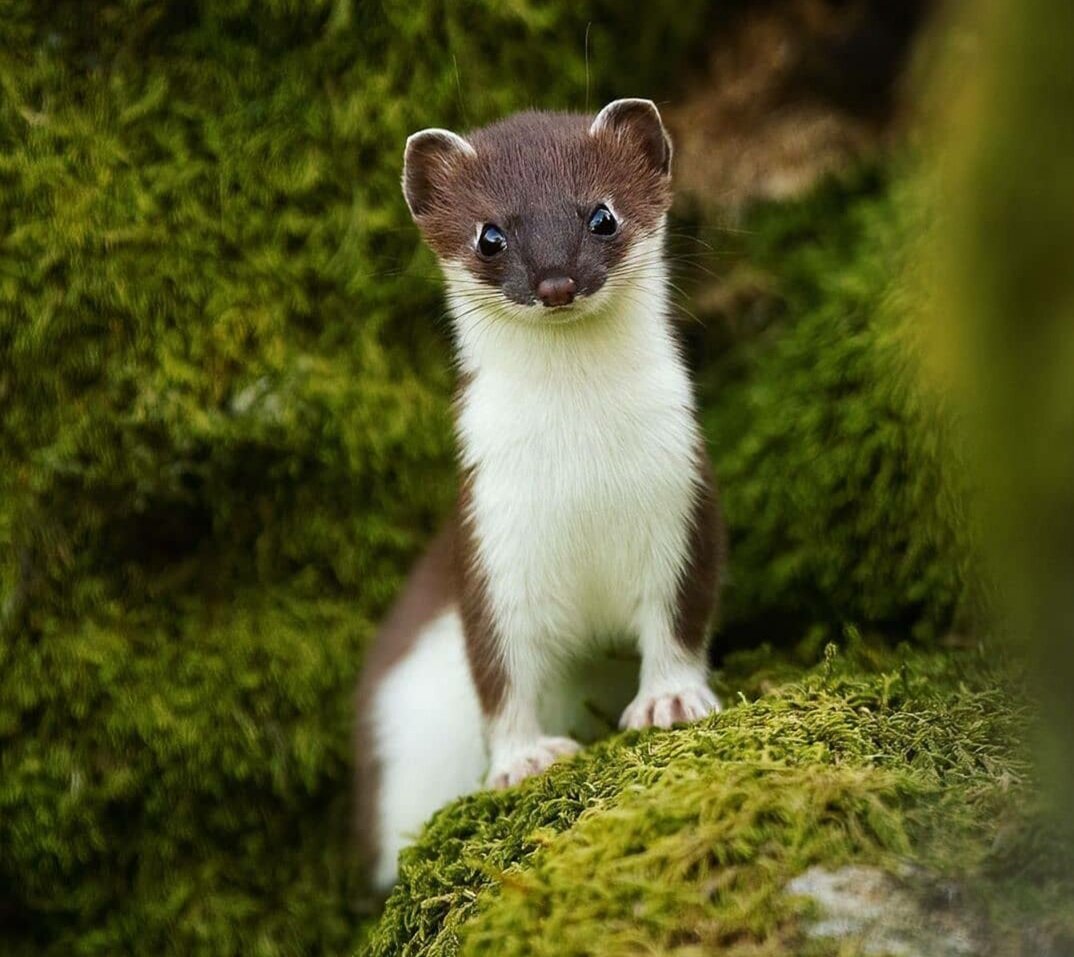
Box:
left=538, top=303, right=590, bottom=325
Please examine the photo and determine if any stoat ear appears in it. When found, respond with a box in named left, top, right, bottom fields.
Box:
left=589, top=98, right=672, bottom=177
left=402, top=128, right=476, bottom=217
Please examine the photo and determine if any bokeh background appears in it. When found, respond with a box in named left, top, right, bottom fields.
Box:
left=1, top=1, right=1071, bottom=954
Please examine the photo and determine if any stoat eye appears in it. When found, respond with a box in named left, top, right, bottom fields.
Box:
left=587, top=204, right=617, bottom=236
left=477, top=224, right=507, bottom=258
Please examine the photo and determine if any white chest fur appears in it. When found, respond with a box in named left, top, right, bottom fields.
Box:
left=449, top=239, right=700, bottom=662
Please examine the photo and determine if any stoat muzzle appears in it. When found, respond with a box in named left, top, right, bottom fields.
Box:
left=355, top=99, right=726, bottom=892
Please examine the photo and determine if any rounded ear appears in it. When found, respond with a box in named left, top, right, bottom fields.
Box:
left=402, top=128, right=476, bottom=217
left=589, top=98, right=672, bottom=176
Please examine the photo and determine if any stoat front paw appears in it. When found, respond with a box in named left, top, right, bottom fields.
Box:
left=619, top=685, right=721, bottom=730
left=487, top=736, right=581, bottom=790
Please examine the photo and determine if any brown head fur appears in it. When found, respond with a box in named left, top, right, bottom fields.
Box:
left=402, top=100, right=673, bottom=308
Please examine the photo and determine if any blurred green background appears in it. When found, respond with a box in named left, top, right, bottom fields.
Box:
left=0, top=1, right=1070, bottom=954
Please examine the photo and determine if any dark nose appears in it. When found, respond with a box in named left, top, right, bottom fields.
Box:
left=536, top=276, right=576, bottom=307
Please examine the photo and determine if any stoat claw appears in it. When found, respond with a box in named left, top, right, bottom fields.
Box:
left=487, top=736, right=582, bottom=790
left=619, top=685, right=721, bottom=730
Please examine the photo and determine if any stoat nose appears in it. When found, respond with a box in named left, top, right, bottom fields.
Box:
left=536, top=276, right=576, bottom=307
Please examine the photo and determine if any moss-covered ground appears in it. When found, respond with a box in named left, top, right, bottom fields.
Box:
left=363, top=642, right=1069, bottom=955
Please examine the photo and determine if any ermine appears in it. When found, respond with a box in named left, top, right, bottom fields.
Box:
left=355, top=99, right=725, bottom=891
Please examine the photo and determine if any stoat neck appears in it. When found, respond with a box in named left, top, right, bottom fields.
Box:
left=450, top=264, right=700, bottom=482
left=450, top=261, right=680, bottom=389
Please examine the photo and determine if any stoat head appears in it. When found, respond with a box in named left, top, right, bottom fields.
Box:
left=402, top=99, right=672, bottom=324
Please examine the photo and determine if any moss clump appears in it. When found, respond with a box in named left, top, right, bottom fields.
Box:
left=0, top=588, right=366, bottom=954
left=696, top=171, right=975, bottom=648
left=460, top=765, right=911, bottom=956
left=365, top=646, right=1049, bottom=955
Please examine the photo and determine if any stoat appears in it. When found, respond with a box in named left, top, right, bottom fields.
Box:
left=355, top=99, right=725, bottom=891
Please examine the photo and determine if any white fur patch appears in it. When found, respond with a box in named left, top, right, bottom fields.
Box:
left=369, top=609, right=485, bottom=890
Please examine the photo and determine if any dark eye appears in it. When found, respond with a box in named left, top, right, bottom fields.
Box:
left=587, top=204, right=617, bottom=236
left=477, top=224, right=507, bottom=258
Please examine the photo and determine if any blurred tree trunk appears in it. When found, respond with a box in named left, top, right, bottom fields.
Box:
left=943, top=0, right=1074, bottom=810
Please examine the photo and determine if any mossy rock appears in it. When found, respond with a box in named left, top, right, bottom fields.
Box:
left=364, top=645, right=1059, bottom=955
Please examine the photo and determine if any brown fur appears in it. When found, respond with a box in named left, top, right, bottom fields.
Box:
left=674, top=453, right=727, bottom=653
left=455, top=471, right=508, bottom=716
left=405, top=110, right=671, bottom=306
left=352, top=486, right=508, bottom=871
left=451, top=372, right=508, bottom=716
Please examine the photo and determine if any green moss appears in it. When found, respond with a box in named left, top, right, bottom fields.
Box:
left=460, top=765, right=912, bottom=956
left=0, top=587, right=366, bottom=954
left=365, top=646, right=1046, bottom=955
left=699, top=171, right=976, bottom=648
left=0, top=3, right=1053, bottom=955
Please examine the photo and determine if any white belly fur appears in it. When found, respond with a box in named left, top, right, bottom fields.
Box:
left=454, top=242, right=700, bottom=669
